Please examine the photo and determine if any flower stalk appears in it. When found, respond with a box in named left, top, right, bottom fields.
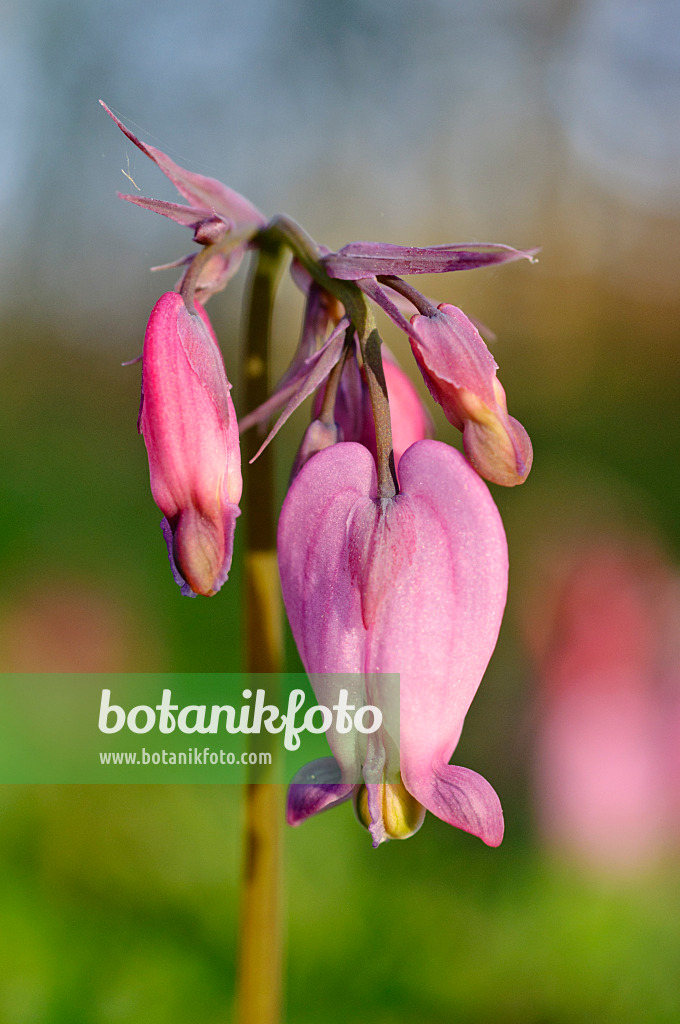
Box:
left=236, top=241, right=286, bottom=1024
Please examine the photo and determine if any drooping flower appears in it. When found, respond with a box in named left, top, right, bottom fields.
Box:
left=279, top=439, right=508, bottom=845
left=408, top=303, right=532, bottom=486
left=321, top=239, right=536, bottom=486
left=140, top=292, right=242, bottom=596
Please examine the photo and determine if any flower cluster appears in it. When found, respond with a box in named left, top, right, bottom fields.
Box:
left=104, top=102, right=536, bottom=845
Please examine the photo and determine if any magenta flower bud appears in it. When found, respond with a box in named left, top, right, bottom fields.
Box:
left=409, top=303, right=532, bottom=486
left=139, top=292, right=242, bottom=596
left=279, top=440, right=507, bottom=846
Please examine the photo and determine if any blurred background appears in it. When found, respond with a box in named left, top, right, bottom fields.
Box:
left=1, top=0, right=680, bottom=1020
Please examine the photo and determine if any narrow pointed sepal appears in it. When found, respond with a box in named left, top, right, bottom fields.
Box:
left=117, top=194, right=231, bottom=234
left=101, top=102, right=265, bottom=229
left=323, top=241, right=538, bottom=279
left=240, top=318, right=349, bottom=458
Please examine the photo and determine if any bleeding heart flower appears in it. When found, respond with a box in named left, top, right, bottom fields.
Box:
left=279, top=439, right=508, bottom=845
left=139, top=291, right=242, bottom=596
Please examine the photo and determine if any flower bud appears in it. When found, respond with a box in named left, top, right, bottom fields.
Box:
left=139, top=292, right=242, bottom=596
left=409, top=303, right=532, bottom=486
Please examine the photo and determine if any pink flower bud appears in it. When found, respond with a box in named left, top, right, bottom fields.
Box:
left=139, top=292, right=242, bottom=596
left=409, top=303, right=532, bottom=486
left=279, top=439, right=507, bottom=845
left=290, top=419, right=339, bottom=477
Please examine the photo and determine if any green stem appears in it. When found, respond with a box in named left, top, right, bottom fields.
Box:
left=236, top=240, right=287, bottom=1024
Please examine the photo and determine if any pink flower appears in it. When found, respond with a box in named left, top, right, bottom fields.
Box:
left=279, top=439, right=508, bottom=845
left=528, top=541, right=675, bottom=875
left=140, top=292, right=242, bottom=596
left=409, top=303, right=532, bottom=486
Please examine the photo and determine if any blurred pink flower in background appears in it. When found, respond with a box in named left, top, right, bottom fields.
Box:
left=526, top=538, right=680, bottom=877
left=0, top=582, right=148, bottom=672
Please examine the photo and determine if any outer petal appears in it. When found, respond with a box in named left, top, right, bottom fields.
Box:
left=277, top=450, right=374, bottom=781
left=278, top=440, right=508, bottom=844
left=415, top=763, right=504, bottom=847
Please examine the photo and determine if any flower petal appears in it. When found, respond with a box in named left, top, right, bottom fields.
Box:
left=140, top=293, right=242, bottom=595
left=286, top=757, right=356, bottom=825
left=409, top=304, right=532, bottom=485
left=407, top=761, right=504, bottom=846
